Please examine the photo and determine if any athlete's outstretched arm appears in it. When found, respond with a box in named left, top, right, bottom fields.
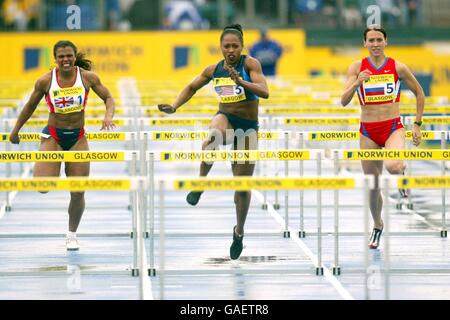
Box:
left=158, top=65, right=214, bottom=114
left=88, top=72, right=116, bottom=131
left=396, top=61, right=425, bottom=146
left=226, top=57, right=269, bottom=99
left=10, top=76, right=48, bottom=144
left=341, top=61, right=371, bottom=106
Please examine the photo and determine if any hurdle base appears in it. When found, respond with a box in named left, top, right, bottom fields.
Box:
left=5, top=206, right=11, bottom=212
left=332, top=266, right=341, bottom=276
left=131, top=269, right=139, bottom=277
left=298, top=231, right=306, bottom=238
left=441, top=230, right=448, bottom=238
left=148, top=269, right=156, bottom=277
left=261, top=203, right=268, bottom=210
left=273, top=204, right=281, bottom=210
left=283, top=231, right=290, bottom=238
left=315, top=267, right=324, bottom=276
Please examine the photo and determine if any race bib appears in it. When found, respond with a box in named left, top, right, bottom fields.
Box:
left=51, top=86, right=84, bottom=114
left=213, top=77, right=246, bottom=103
left=363, top=74, right=396, bottom=103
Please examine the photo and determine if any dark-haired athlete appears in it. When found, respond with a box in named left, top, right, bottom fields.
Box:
left=159, top=24, right=269, bottom=259
left=10, top=40, right=116, bottom=251
left=341, top=26, right=424, bottom=249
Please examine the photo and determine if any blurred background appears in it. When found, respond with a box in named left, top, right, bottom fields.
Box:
left=1, top=0, right=450, bottom=32
left=0, top=0, right=449, bottom=103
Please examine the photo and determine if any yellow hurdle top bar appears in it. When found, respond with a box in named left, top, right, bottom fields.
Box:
left=0, top=151, right=138, bottom=162
left=381, top=176, right=450, bottom=189
left=0, top=177, right=144, bottom=191
left=0, top=132, right=129, bottom=142
left=169, top=175, right=374, bottom=191
left=155, top=149, right=323, bottom=162
left=144, top=130, right=287, bottom=141
left=303, top=131, right=448, bottom=141
left=3, top=118, right=130, bottom=127
left=336, top=149, right=450, bottom=160
left=281, top=117, right=361, bottom=125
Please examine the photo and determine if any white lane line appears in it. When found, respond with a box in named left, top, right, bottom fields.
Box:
left=252, top=190, right=355, bottom=300
left=141, top=244, right=154, bottom=300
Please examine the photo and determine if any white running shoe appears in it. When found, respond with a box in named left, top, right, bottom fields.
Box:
left=66, top=237, right=80, bottom=251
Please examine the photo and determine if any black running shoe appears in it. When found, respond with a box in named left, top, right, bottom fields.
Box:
left=368, top=228, right=383, bottom=249
left=230, top=226, right=244, bottom=260
left=186, top=191, right=203, bottom=206
left=398, top=188, right=410, bottom=199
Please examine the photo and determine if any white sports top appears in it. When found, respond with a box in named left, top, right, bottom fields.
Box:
left=45, top=66, right=88, bottom=114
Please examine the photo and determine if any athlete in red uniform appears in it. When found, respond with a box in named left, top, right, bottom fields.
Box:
left=341, top=26, right=424, bottom=249
left=10, top=40, right=116, bottom=251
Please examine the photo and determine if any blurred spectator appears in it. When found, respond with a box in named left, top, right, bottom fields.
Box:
left=291, top=0, right=323, bottom=27
left=342, top=0, right=362, bottom=29
left=377, top=0, right=401, bottom=27
left=106, top=0, right=121, bottom=30
left=126, top=0, right=160, bottom=30
left=163, top=0, right=208, bottom=30
left=249, top=28, right=283, bottom=77
left=2, top=0, right=39, bottom=31
left=406, top=0, right=419, bottom=26
left=321, top=0, right=337, bottom=28
left=196, top=0, right=235, bottom=28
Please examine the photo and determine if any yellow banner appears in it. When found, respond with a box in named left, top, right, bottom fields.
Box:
left=343, top=150, right=450, bottom=160
left=85, top=132, right=126, bottom=141
left=309, top=131, right=358, bottom=140
left=0, top=178, right=131, bottom=191
left=400, top=106, right=450, bottom=114
left=150, top=131, right=280, bottom=141
left=422, top=117, right=450, bottom=125
left=262, top=107, right=360, bottom=114
left=397, top=176, right=450, bottom=189
left=0, top=132, right=126, bottom=142
left=0, top=30, right=305, bottom=80
left=174, top=177, right=356, bottom=191
left=146, top=106, right=217, bottom=116
left=18, top=118, right=127, bottom=127
left=148, top=118, right=211, bottom=126
left=160, top=150, right=310, bottom=162
left=284, top=118, right=360, bottom=125
left=307, top=131, right=440, bottom=141
left=0, top=151, right=125, bottom=162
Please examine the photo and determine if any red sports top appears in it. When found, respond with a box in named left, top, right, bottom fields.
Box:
left=356, top=57, right=401, bottom=106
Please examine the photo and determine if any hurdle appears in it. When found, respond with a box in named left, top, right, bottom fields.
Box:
left=0, top=176, right=149, bottom=292
left=376, top=175, right=450, bottom=300
left=149, top=175, right=374, bottom=298
left=144, top=149, right=325, bottom=276
left=0, top=151, right=141, bottom=241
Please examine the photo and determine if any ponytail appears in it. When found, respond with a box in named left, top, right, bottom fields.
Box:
left=75, top=52, right=92, bottom=71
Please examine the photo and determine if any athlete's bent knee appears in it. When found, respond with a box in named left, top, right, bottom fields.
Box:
left=386, top=162, right=405, bottom=175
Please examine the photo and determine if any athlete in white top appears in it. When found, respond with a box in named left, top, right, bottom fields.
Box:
left=10, top=40, right=116, bottom=251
